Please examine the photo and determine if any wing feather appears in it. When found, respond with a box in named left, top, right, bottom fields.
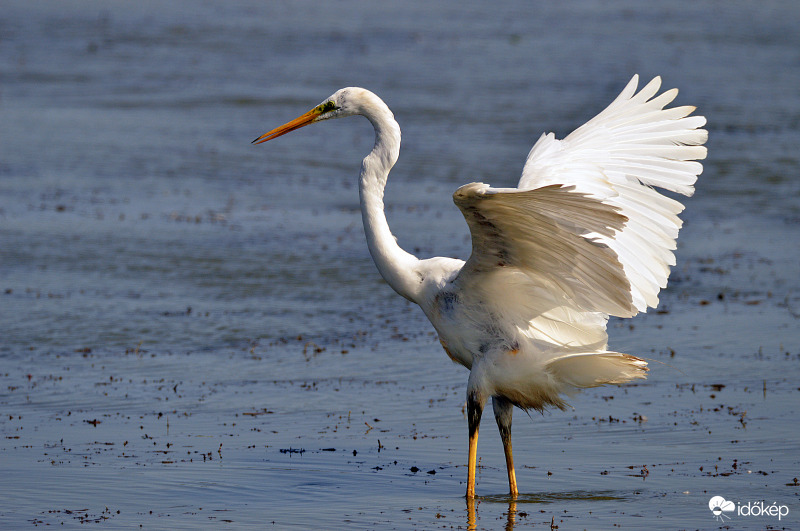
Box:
left=453, top=183, right=635, bottom=318
left=517, top=74, right=707, bottom=313
left=444, top=75, right=706, bottom=376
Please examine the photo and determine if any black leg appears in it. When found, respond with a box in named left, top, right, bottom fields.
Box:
left=492, top=396, right=518, bottom=497
left=466, top=391, right=484, bottom=498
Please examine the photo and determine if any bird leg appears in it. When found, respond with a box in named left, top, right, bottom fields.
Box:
left=492, top=396, right=519, bottom=498
left=466, top=391, right=484, bottom=498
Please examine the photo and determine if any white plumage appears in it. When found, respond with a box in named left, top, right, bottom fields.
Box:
left=253, top=75, right=707, bottom=498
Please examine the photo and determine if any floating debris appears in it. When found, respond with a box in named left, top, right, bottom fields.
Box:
left=279, top=448, right=305, bottom=455
left=242, top=409, right=274, bottom=417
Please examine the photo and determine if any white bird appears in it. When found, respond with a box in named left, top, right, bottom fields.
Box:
left=253, top=75, right=707, bottom=498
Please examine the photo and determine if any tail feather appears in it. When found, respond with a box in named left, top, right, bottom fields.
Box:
left=546, top=352, right=648, bottom=388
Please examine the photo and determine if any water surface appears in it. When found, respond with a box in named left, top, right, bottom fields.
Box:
left=2, top=1, right=799, bottom=528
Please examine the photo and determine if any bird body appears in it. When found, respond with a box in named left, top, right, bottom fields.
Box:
left=253, top=76, right=707, bottom=498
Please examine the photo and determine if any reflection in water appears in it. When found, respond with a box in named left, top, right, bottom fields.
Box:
left=507, top=500, right=517, bottom=531
left=466, top=497, right=517, bottom=530
left=467, top=491, right=628, bottom=529
left=466, top=496, right=477, bottom=531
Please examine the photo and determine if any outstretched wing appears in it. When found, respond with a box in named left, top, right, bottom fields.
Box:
left=453, top=182, right=635, bottom=318
left=518, top=75, right=707, bottom=313
left=452, top=76, right=706, bottom=327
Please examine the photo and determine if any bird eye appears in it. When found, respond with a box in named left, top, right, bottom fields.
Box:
left=317, top=101, right=337, bottom=113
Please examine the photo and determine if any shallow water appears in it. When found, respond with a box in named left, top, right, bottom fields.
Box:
left=2, top=0, right=800, bottom=528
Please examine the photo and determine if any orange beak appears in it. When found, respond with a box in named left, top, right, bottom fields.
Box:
left=252, top=108, right=322, bottom=144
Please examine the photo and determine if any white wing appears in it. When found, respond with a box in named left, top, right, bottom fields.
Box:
left=449, top=75, right=706, bottom=360
left=450, top=183, right=645, bottom=391
left=453, top=182, right=634, bottom=318
left=519, top=75, right=707, bottom=313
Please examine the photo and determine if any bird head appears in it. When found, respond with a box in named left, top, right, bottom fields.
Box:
left=252, top=87, right=363, bottom=144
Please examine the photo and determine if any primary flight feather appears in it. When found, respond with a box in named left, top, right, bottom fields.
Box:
left=253, top=75, right=707, bottom=498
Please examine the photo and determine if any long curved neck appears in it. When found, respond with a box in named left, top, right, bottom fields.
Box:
left=358, top=98, right=420, bottom=302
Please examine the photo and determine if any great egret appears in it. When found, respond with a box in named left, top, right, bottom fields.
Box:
left=253, top=75, right=707, bottom=498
